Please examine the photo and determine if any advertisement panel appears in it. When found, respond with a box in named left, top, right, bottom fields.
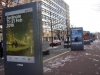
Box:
left=90, top=33, right=93, bottom=42
left=2, top=2, right=43, bottom=75
left=71, top=29, right=82, bottom=44
left=92, top=34, right=96, bottom=41
left=5, top=8, right=34, bottom=63
left=83, top=31, right=90, bottom=44
left=70, top=28, right=84, bottom=50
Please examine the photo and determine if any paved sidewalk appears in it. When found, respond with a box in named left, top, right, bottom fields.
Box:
left=1, top=40, right=100, bottom=75
left=43, top=40, right=100, bottom=75
left=0, top=58, right=4, bottom=75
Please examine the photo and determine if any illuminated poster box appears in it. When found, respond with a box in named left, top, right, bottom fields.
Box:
left=5, top=8, right=34, bottom=63
left=70, top=27, right=84, bottom=50
left=83, top=31, right=90, bottom=45
left=2, top=2, right=43, bottom=75
left=90, top=33, right=93, bottom=42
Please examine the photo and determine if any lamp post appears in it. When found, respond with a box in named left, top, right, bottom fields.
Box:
left=66, top=26, right=69, bottom=49
left=50, top=0, right=53, bottom=47
left=63, top=29, right=64, bottom=41
left=66, top=19, right=70, bottom=49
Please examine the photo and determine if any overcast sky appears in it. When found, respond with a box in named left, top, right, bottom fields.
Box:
left=64, top=0, right=100, bottom=32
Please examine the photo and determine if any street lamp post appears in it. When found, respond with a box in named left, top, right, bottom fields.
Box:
left=63, top=29, right=64, bottom=41
left=50, top=13, right=53, bottom=48
left=50, top=0, right=53, bottom=47
left=66, top=26, right=69, bottom=49
left=66, top=19, right=70, bottom=49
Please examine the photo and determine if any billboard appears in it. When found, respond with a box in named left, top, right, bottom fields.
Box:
left=92, top=34, right=96, bottom=41
left=83, top=31, right=90, bottom=44
left=90, top=33, right=93, bottom=42
left=2, top=2, right=43, bottom=75
left=5, top=8, right=34, bottom=63
left=71, top=29, right=82, bottom=44
left=70, top=27, right=84, bottom=50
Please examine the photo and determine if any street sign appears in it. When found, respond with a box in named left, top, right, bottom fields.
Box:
left=83, top=31, right=90, bottom=45
left=70, top=27, right=84, bottom=50
left=2, top=2, right=43, bottom=75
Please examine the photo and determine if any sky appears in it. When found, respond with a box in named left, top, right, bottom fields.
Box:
left=64, top=0, right=100, bottom=32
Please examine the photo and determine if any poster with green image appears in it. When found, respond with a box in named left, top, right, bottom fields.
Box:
left=6, top=8, right=34, bottom=56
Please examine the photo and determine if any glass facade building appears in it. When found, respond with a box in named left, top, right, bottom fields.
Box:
left=41, top=0, right=70, bottom=41
left=0, top=0, right=70, bottom=42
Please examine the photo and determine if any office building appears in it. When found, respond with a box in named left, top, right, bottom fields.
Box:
left=0, top=0, right=70, bottom=42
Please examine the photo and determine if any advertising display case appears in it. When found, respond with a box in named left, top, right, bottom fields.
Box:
left=2, top=2, right=43, bottom=75
left=83, top=31, right=90, bottom=45
left=90, top=33, right=93, bottom=42
left=70, top=27, right=84, bottom=51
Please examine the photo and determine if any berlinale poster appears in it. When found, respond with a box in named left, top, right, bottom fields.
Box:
left=5, top=8, right=34, bottom=63
left=71, top=29, right=82, bottom=45
left=83, top=31, right=90, bottom=41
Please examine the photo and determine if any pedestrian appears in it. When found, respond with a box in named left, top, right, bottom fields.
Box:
left=12, top=41, right=15, bottom=48
left=0, top=40, right=3, bottom=59
left=15, top=41, right=18, bottom=48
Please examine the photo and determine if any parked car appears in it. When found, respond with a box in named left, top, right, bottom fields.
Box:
left=50, top=40, right=61, bottom=46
